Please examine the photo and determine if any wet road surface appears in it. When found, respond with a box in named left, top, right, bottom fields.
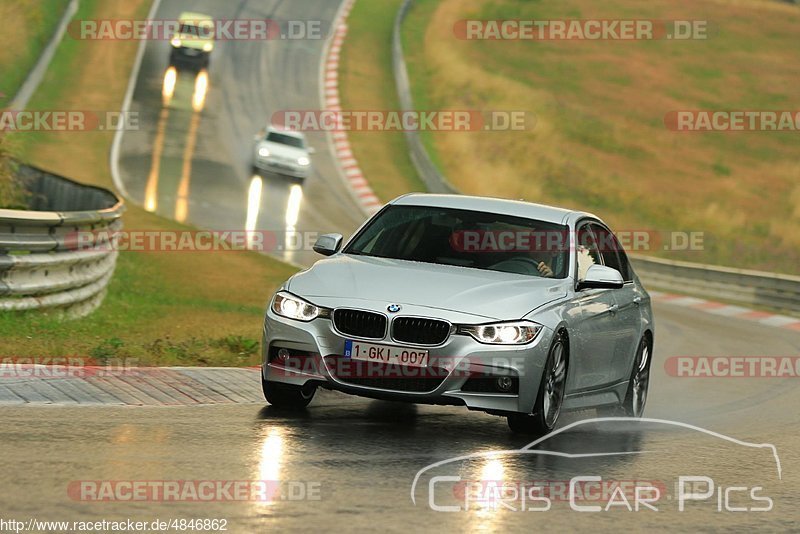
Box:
left=116, top=0, right=365, bottom=266
left=2, top=301, right=799, bottom=531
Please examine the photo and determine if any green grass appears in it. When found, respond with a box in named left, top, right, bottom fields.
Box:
left=400, top=0, right=447, bottom=175
left=0, top=231, right=296, bottom=366
left=338, top=0, right=426, bottom=201
left=399, top=0, right=800, bottom=274
left=0, top=0, right=71, bottom=106
left=0, top=0, right=71, bottom=206
left=9, top=0, right=102, bottom=157
left=1, top=0, right=299, bottom=366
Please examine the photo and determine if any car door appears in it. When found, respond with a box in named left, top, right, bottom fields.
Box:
left=590, top=223, right=644, bottom=384
left=568, top=222, right=626, bottom=392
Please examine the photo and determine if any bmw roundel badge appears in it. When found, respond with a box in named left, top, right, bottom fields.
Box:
left=387, top=304, right=402, bottom=313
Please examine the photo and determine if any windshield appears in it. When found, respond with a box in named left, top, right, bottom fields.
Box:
left=266, top=132, right=305, bottom=148
left=344, top=205, right=570, bottom=278
left=178, top=23, right=213, bottom=39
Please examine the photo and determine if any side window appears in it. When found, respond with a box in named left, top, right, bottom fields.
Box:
left=613, top=239, right=632, bottom=282
left=575, top=223, right=601, bottom=280
left=590, top=223, right=631, bottom=281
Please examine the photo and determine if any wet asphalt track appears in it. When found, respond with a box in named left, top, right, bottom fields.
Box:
left=2, top=299, right=799, bottom=531
left=116, top=0, right=364, bottom=266
left=2, top=0, right=799, bottom=531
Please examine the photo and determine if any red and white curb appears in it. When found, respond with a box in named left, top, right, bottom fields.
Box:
left=323, top=0, right=382, bottom=216
left=650, top=291, right=800, bottom=332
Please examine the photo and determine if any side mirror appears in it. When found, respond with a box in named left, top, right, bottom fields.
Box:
left=307, top=146, right=316, bottom=154
left=313, top=233, right=343, bottom=256
left=577, top=265, right=624, bottom=291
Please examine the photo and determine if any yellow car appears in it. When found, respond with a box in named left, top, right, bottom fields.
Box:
left=169, top=12, right=214, bottom=69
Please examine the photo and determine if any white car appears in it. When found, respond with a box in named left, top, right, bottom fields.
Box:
left=253, top=127, right=314, bottom=180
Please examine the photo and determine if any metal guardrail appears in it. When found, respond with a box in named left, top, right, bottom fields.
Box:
left=0, top=165, right=123, bottom=317
left=392, top=0, right=457, bottom=194
left=391, top=0, right=800, bottom=315
left=631, top=255, right=800, bottom=314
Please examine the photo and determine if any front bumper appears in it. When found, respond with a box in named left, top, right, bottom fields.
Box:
left=170, top=46, right=210, bottom=67
left=254, top=158, right=310, bottom=178
left=262, top=306, right=553, bottom=415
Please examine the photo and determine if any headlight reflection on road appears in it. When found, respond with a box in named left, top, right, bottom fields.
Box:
left=283, top=184, right=304, bottom=263
left=162, top=66, right=177, bottom=106
left=473, top=457, right=507, bottom=516
left=143, top=107, right=170, bottom=212
left=285, top=184, right=303, bottom=228
left=150, top=69, right=207, bottom=219
left=174, top=110, right=202, bottom=223
left=256, top=428, right=285, bottom=506
left=192, top=70, right=209, bottom=112
left=245, top=175, right=264, bottom=250
left=174, top=70, right=208, bottom=220
left=481, top=458, right=505, bottom=482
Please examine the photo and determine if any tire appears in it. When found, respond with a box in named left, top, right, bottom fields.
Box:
left=508, top=331, right=568, bottom=435
left=261, top=377, right=316, bottom=409
left=598, top=335, right=651, bottom=418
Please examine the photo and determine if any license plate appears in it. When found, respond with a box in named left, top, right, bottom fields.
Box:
left=344, top=340, right=429, bottom=368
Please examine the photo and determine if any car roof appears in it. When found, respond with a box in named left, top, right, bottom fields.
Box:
left=266, top=126, right=306, bottom=139
left=390, top=193, right=598, bottom=226
left=178, top=12, right=213, bottom=23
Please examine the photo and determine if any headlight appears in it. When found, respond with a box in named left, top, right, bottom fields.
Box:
left=258, top=147, right=270, bottom=158
left=202, top=42, right=213, bottom=52
left=458, top=321, right=542, bottom=345
left=271, top=292, right=326, bottom=322
left=297, top=156, right=310, bottom=166
left=170, top=37, right=181, bottom=47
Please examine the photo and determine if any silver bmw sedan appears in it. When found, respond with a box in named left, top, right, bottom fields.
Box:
left=261, top=193, right=654, bottom=435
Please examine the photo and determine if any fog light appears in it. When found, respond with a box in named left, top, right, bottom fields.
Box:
left=277, top=348, right=290, bottom=362
left=496, top=376, right=514, bottom=392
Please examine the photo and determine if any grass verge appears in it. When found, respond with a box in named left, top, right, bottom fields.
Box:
left=0, top=0, right=71, bottom=106
left=347, top=0, right=800, bottom=274
left=338, top=0, right=426, bottom=201
left=399, top=0, right=800, bottom=274
left=0, top=0, right=298, bottom=366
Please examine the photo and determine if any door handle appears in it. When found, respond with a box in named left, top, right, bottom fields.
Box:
left=609, top=304, right=619, bottom=315
left=633, top=296, right=642, bottom=306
